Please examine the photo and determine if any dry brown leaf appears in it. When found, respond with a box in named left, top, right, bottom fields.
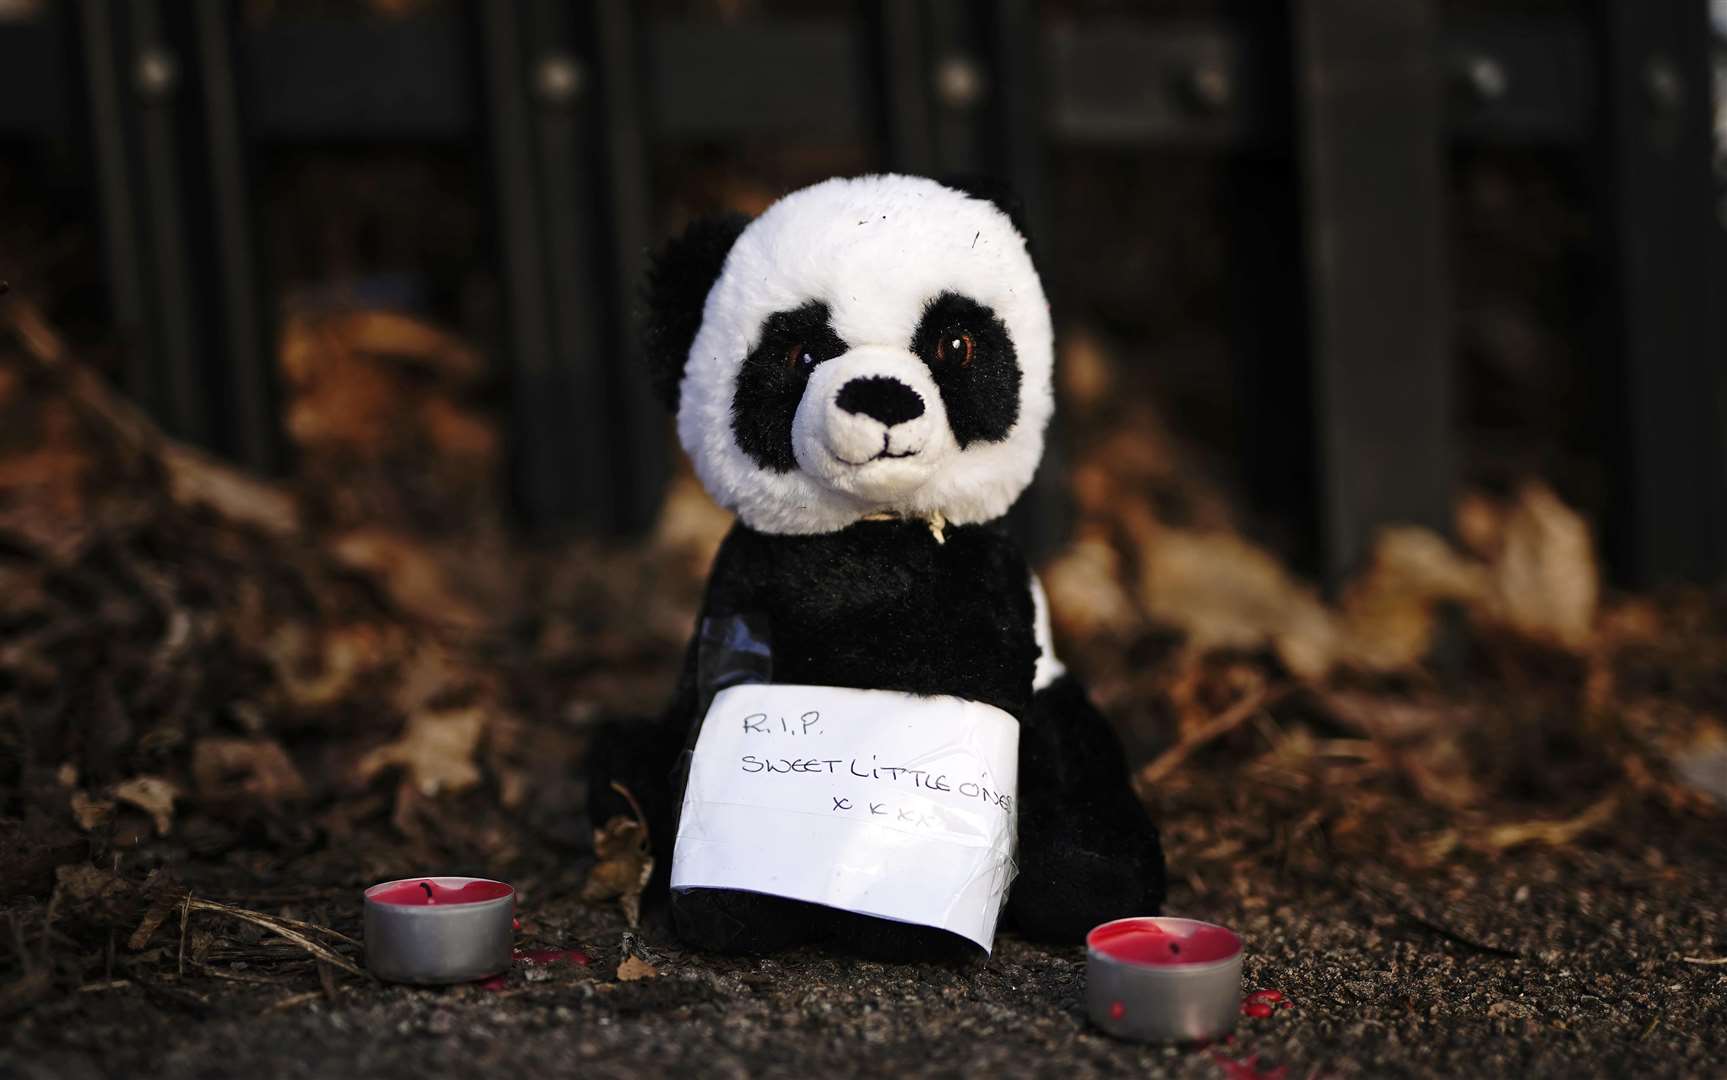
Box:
left=1335, top=527, right=1487, bottom=671
left=1669, top=726, right=1727, bottom=807
left=581, top=813, right=654, bottom=928
left=1137, top=528, right=1337, bottom=680
left=127, top=891, right=180, bottom=950
left=581, top=783, right=654, bottom=928
left=355, top=705, right=488, bottom=797
left=651, top=468, right=734, bottom=575
left=113, top=776, right=179, bottom=836
left=1057, top=326, right=1117, bottom=414
left=1041, top=534, right=1140, bottom=641
left=328, top=527, right=486, bottom=631
left=160, top=442, right=299, bottom=537
left=1317, top=689, right=1459, bottom=741
left=192, top=738, right=308, bottom=804
left=265, top=622, right=398, bottom=709
left=325, top=309, right=485, bottom=384
left=1484, top=483, right=1599, bottom=650
left=615, top=954, right=658, bottom=981
left=54, top=864, right=127, bottom=904
left=69, top=791, right=114, bottom=832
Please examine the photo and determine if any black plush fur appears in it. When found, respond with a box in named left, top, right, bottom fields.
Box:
left=731, top=301, right=848, bottom=471
left=588, top=519, right=1166, bottom=959
left=642, top=212, right=750, bottom=411
left=912, top=292, right=1021, bottom=447
left=836, top=376, right=926, bottom=427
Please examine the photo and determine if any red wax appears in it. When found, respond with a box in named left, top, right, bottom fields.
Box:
left=515, top=948, right=590, bottom=967
left=1212, top=1052, right=1288, bottom=1080
left=1087, top=918, right=1242, bottom=965
left=1241, top=1001, right=1275, bottom=1018
left=368, top=879, right=513, bottom=906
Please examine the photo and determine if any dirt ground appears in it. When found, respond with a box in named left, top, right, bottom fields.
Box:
left=2, top=790, right=1723, bottom=1080
left=4, top=298, right=1727, bottom=1079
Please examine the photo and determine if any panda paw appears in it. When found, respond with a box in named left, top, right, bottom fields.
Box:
left=1006, top=829, right=1166, bottom=945
left=669, top=888, right=823, bottom=955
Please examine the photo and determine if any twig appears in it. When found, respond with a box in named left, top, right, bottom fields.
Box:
left=1138, top=685, right=1291, bottom=787
left=1681, top=956, right=1727, bottom=966
left=264, top=990, right=324, bottom=1013
left=77, top=980, right=132, bottom=993
left=610, top=780, right=648, bottom=832
left=204, top=906, right=359, bottom=949
left=178, top=893, right=192, bottom=976
left=183, top=898, right=365, bottom=979
left=186, top=960, right=290, bottom=985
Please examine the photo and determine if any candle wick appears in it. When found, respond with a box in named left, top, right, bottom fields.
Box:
left=420, top=881, right=435, bottom=902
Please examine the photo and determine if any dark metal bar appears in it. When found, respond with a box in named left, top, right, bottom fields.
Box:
left=530, top=0, right=612, bottom=528
left=243, top=14, right=474, bottom=141
left=1291, top=0, right=1454, bottom=584
left=480, top=0, right=628, bottom=532
left=126, top=0, right=207, bottom=444
left=191, top=0, right=278, bottom=471
left=647, top=20, right=871, bottom=140
left=77, top=0, right=210, bottom=443
left=76, top=0, right=152, bottom=405
left=36, top=13, right=1600, bottom=150
left=1043, top=17, right=1272, bottom=148
left=593, top=0, right=667, bottom=532
left=0, top=16, right=67, bottom=138
left=1444, top=14, right=1591, bottom=145
left=1592, top=0, right=1725, bottom=585
left=926, top=0, right=988, bottom=176
left=480, top=1, right=573, bottom=528
left=986, top=0, right=1066, bottom=562
left=877, top=0, right=936, bottom=173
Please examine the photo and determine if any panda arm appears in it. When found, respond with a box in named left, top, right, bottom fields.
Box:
left=1010, top=573, right=1167, bottom=943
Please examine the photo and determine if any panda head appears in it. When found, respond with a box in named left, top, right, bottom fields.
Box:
left=645, top=174, right=1053, bottom=535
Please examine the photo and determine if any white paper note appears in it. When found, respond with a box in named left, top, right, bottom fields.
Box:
left=670, top=683, right=1020, bottom=952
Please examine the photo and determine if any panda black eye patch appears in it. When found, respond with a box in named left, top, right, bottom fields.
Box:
left=732, top=301, right=848, bottom=472
left=912, top=292, right=1019, bottom=447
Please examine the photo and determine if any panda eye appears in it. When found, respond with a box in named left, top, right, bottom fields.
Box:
left=785, top=342, right=817, bottom=372
left=936, top=331, right=975, bottom=367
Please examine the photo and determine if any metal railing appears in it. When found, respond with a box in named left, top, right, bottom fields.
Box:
left=1, top=1, right=1722, bottom=585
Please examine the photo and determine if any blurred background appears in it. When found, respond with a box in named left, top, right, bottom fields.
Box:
left=1, top=0, right=1726, bottom=980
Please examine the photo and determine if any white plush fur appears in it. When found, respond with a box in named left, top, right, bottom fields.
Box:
left=676, top=174, right=1055, bottom=535
left=1030, top=574, right=1067, bottom=691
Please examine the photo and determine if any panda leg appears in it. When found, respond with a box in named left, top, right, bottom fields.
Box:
left=825, top=911, right=981, bottom=964
left=670, top=888, right=824, bottom=954
left=1007, top=673, right=1166, bottom=943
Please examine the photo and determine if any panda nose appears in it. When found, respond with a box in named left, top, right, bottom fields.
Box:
left=836, top=377, right=925, bottom=427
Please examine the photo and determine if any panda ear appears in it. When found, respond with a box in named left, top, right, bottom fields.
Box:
left=642, top=212, right=751, bottom=411
left=937, top=174, right=1035, bottom=255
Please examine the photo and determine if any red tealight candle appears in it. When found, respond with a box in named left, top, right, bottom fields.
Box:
left=363, top=876, right=515, bottom=984
left=1086, top=917, right=1244, bottom=1042
left=367, top=879, right=514, bottom=907
left=1088, top=917, right=1243, bottom=966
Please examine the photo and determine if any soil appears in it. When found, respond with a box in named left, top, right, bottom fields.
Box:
left=3, top=277, right=1725, bottom=1080
left=3, top=796, right=1722, bottom=1080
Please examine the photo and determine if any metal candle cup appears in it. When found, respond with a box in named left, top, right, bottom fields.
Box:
left=363, top=877, right=515, bottom=984
left=1086, top=916, right=1244, bottom=1042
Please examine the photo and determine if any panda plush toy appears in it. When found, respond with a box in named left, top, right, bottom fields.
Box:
left=589, top=174, right=1165, bottom=959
